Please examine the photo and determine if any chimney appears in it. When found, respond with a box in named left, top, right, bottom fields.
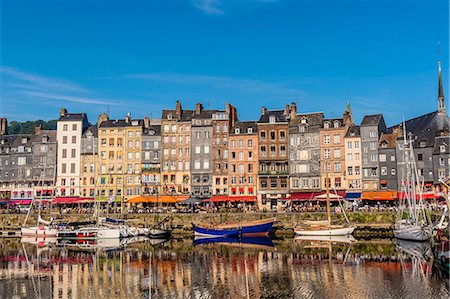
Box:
left=284, top=104, right=290, bottom=117
left=290, top=102, right=297, bottom=119
left=97, top=113, right=109, bottom=127
left=176, top=100, right=182, bottom=119
left=195, top=102, right=203, bottom=115
left=0, top=118, right=7, bottom=135
left=59, top=108, right=67, bottom=117
left=35, top=125, right=42, bottom=135
left=125, top=112, right=131, bottom=124
left=261, top=107, right=267, bottom=116
left=144, top=116, right=150, bottom=129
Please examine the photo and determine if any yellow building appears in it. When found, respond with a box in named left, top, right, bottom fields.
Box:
left=97, top=114, right=143, bottom=205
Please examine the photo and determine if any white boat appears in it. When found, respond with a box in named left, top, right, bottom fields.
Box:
left=394, top=220, right=432, bottom=242
left=295, top=225, right=356, bottom=237
left=57, top=226, right=121, bottom=239
left=295, top=234, right=356, bottom=244
left=394, top=127, right=432, bottom=242
left=294, top=170, right=355, bottom=236
left=21, top=226, right=58, bottom=237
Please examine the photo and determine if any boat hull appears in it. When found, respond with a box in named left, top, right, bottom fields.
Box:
left=193, top=225, right=240, bottom=238
left=148, top=228, right=171, bottom=238
left=394, top=221, right=432, bottom=242
left=241, top=220, right=275, bottom=237
left=21, top=226, right=58, bottom=237
left=58, top=227, right=121, bottom=239
left=295, top=226, right=355, bottom=236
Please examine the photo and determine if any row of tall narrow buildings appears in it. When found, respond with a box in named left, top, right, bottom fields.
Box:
left=0, top=63, right=449, bottom=209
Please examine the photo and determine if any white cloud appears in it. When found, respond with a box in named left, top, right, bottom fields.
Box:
left=19, top=91, right=122, bottom=106
left=193, top=0, right=224, bottom=15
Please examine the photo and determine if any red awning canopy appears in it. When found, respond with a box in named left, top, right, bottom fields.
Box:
left=52, top=197, right=95, bottom=204
left=286, top=191, right=346, bottom=201
left=8, top=199, right=32, bottom=205
left=204, top=195, right=229, bottom=203
left=203, top=195, right=257, bottom=203
left=397, top=192, right=440, bottom=200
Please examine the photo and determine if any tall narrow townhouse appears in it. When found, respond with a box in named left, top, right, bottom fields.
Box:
left=378, top=129, right=400, bottom=191
left=344, top=125, right=362, bottom=195
left=228, top=121, right=259, bottom=203
left=319, top=104, right=353, bottom=193
left=190, top=103, right=216, bottom=198
left=80, top=124, right=98, bottom=198
left=56, top=108, right=88, bottom=197
left=161, top=101, right=194, bottom=195
left=31, top=127, right=57, bottom=200
left=257, top=105, right=290, bottom=211
left=141, top=117, right=161, bottom=195
left=212, top=103, right=237, bottom=196
left=360, top=114, right=386, bottom=191
left=288, top=102, right=324, bottom=198
left=123, top=115, right=143, bottom=200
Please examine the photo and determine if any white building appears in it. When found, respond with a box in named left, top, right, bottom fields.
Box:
left=56, top=108, right=88, bottom=197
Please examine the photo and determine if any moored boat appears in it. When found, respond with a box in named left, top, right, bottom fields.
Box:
left=193, top=223, right=241, bottom=238
left=193, top=217, right=276, bottom=238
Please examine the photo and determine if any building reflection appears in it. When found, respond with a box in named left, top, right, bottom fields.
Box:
left=0, top=238, right=447, bottom=298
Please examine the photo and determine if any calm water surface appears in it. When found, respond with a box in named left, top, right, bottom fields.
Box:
left=0, top=237, right=448, bottom=299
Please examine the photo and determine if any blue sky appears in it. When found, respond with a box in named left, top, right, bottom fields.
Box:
left=1, top=0, right=448, bottom=126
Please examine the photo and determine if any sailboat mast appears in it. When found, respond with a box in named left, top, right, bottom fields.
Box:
left=325, top=162, right=331, bottom=226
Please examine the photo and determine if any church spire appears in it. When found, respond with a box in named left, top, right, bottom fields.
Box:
left=438, top=42, right=446, bottom=115
left=343, top=100, right=354, bottom=126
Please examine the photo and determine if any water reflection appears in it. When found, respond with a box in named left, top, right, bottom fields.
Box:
left=0, top=237, right=448, bottom=298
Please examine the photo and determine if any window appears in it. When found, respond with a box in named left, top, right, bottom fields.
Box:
left=235, top=128, right=240, bottom=134
left=269, top=116, right=276, bottom=123
left=280, top=145, right=286, bottom=156
left=260, top=131, right=266, bottom=139
left=239, top=164, right=245, bottom=173
left=72, top=124, right=77, bottom=131
left=261, top=146, right=266, bottom=156
left=299, top=165, right=308, bottom=173
left=391, top=169, right=396, bottom=175
left=195, top=146, right=201, bottom=154
left=323, top=135, right=330, bottom=144
left=194, top=160, right=201, bottom=170
left=18, top=157, right=26, bottom=165
left=370, top=154, right=377, bottom=162
left=63, top=136, right=67, bottom=144
left=355, top=166, right=360, bottom=175
left=63, top=124, right=68, bottom=131
left=239, top=140, right=244, bottom=148
left=204, top=145, right=210, bottom=154
left=347, top=153, right=352, bottom=161
left=297, top=150, right=308, bottom=160
left=347, top=141, right=352, bottom=149
left=62, top=149, right=67, bottom=158
left=354, top=141, right=360, bottom=148
left=71, top=149, right=76, bottom=158
left=324, top=149, right=330, bottom=159
left=347, top=166, right=353, bottom=175
left=248, top=164, right=253, bottom=172
left=370, top=142, right=376, bottom=150
left=381, top=167, right=387, bottom=175
left=369, top=131, right=376, bottom=138
left=334, top=149, right=341, bottom=158
left=440, top=145, right=446, bottom=153
left=280, top=131, right=286, bottom=139
left=270, top=146, right=276, bottom=156
left=333, top=134, right=340, bottom=144
left=71, top=163, right=76, bottom=173
left=239, top=152, right=244, bottom=160
left=334, top=162, right=341, bottom=172
left=270, top=131, right=276, bottom=140
left=171, top=125, right=176, bottom=132
left=203, top=161, right=209, bottom=169
left=417, top=153, right=423, bottom=161
left=72, top=136, right=76, bottom=144
left=379, top=154, right=386, bottom=162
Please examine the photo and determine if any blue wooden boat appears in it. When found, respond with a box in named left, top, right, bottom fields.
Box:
left=192, top=223, right=241, bottom=238
left=193, top=217, right=276, bottom=238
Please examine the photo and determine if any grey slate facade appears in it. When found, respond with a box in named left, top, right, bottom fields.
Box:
left=142, top=117, right=161, bottom=195
left=360, top=114, right=386, bottom=190
left=289, top=106, right=323, bottom=193
left=378, top=132, right=399, bottom=191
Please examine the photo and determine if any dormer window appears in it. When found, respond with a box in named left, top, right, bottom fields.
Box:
left=235, top=128, right=240, bottom=134
left=381, top=142, right=387, bottom=148
left=324, top=122, right=330, bottom=129
left=419, top=141, right=426, bottom=148
left=247, top=127, right=253, bottom=134
left=299, top=125, right=306, bottom=133
left=441, top=145, right=446, bottom=153
left=350, top=131, right=355, bottom=137
left=301, top=118, right=307, bottom=124
left=42, top=135, right=48, bottom=143
left=269, top=116, right=276, bottom=124
left=167, top=114, right=172, bottom=120
left=21, top=137, right=27, bottom=144
left=149, top=130, right=155, bottom=136
left=334, top=121, right=340, bottom=128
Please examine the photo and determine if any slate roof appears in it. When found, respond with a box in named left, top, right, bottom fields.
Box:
left=161, top=109, right=197, bottom=122
left=258, top=110, right=289, bottom=123
left=230, top=121, right=258, bottom=135
left=379, top=132, right=398, bottom=149
left=143, top=125, right=161, bottom=136
left=433, top=136, right=450, bottom=155
left=82, top=126, right=98, bottom=138
left=59, top=113, right=87, bottom=121
left=192, top=110, right=219, bottom=119
left=31, top=130, right=57, bottom=143
left=345, top=125, right=361, bottom=138
left=361, top=114, right=384, bottom=126
left=321, top=118, right=344, bottom=129
left=388, top=111, right=450, bottom=147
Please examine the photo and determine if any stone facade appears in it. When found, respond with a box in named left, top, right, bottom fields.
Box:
left=289, top=104, right=323, bottom=193
left=228, top=121, right=258, bottom=200
left=141, top=117, right=161, bottom=195
left=56, top=108, right=88, bottom=197
left=360, top=114, right=386, bottom=191
left=257, top=106, right=290, bottom=210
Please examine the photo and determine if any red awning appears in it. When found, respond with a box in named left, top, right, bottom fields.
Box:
left=203, top=195, right=257, bottom=203
left=52, top=197, right=95, bottom=204
left=287, top=191, right=346, bottom=201
left=205, top=195, right=229, bottom=203
left=398, top=192, right=440, bottom=200
left=8, top=199, right=32, bottom=205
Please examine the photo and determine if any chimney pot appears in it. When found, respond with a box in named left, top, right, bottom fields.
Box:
left=261, top=107, right=267, bottom=116
left=144, top=116, right=150, bottom=129
left=196, top=102, right=203, bottom=115
left=59, top=108, right=67, bottom=117
left=35, top=125, right=42, bottom=135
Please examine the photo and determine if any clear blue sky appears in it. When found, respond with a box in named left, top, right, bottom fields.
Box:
left=1, top=0, right=448, bottom=126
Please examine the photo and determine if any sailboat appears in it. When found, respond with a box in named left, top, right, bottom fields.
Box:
left=294, top=168, right=355, bottom=236
left=21, top=156, right=58, bottom=237
left=394, top=128, right=432, bottom=242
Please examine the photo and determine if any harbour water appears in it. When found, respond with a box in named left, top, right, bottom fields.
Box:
left=0, top=237, right=448, bottom=299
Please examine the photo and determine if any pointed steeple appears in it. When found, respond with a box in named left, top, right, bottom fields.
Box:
left=438, top=42, right=446, bottom=115
left=343, top=100, right=354, bottom=126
